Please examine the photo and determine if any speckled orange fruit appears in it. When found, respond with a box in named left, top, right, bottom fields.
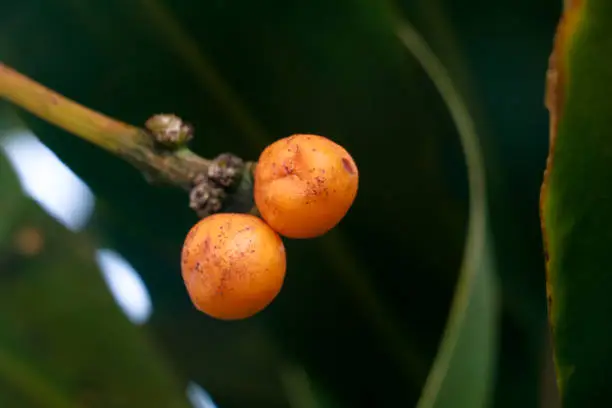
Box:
left=254, top=134, right=359, bottom=238
left=181, top=213, right=286, bottom=320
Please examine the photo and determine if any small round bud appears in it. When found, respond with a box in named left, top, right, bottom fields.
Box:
left=207, top=153, right=245, bottom=187
left=145, top=114, right=193, bottom=148
left=189, top=174, right=225, bottom=217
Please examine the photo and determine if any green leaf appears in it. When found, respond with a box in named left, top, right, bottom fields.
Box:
left=0, top=140, right=191, bottom=407
left=408, top=1, right=557, bottom=407
left=541, top=1, right=612, bottom=406
left=389, top=16, right=499, bottom=408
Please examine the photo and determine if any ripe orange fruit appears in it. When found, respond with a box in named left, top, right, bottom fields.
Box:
left=181, top=213, right=286, bottom=320
left=254, top=134, right=359, bottom=238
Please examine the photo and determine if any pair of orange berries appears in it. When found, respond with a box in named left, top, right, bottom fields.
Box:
left=181, top=134, right=359, bottom=320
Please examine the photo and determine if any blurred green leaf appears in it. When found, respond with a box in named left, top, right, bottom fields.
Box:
left=388, top=18, right=498, bottom=408
left=541, top=1, right=612, bottom=406
left=399, top=1, right=559, bottom=406
left=0, top=144, right=191, bottom=407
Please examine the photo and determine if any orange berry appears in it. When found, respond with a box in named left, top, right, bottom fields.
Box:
left=181, top=213, right=286, bottom=320
left=254, top=134, right=359, bottom=238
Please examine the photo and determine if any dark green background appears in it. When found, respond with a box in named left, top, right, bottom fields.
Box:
left=0, top=1, right=560, bottom=407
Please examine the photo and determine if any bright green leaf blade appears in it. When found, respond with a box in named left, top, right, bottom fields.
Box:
left=390, top=17, right=499, bottom=408
left=0, top=145, right=191, bottom=408
left=541, top=1, right=612, bottom=406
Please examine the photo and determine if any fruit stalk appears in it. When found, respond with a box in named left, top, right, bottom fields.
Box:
left=0, top=62, right=211, bottom=190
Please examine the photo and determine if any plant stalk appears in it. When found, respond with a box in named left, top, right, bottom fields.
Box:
left=0, top=63, right=209, bottom=190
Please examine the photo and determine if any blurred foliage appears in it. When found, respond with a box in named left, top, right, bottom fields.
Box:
left=0, top=141, right=190, bottom=407
left=0, top=0, right=561, bottom=407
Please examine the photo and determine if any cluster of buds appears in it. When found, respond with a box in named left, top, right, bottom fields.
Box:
left=144, top=114, right=246, bottom=218
left=189, top=153, right=245, bottom=217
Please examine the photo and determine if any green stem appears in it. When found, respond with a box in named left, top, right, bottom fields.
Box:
left=0, top=63, right=210, bottom=190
